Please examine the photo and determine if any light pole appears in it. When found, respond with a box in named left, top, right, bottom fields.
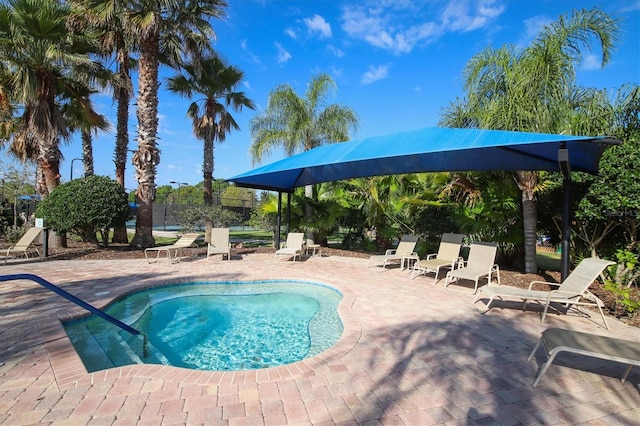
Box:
left=70, top=158, right=83, bottom=181
left=169, top=181, right=189, bottom=204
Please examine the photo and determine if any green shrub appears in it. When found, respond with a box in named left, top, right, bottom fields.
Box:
left=604, top=250, right=640, bottom=315
left=3, top=224, right=30, bottom=244
left=35, top=176, right=130, bottom=246
left=176, top=205, right=241, bottom=232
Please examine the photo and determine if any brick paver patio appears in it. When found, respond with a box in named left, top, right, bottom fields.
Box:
left=1, top=251, right=638, bottom=425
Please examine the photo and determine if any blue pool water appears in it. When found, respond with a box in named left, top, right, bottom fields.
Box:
left=64, top=281, right=343, bottom=372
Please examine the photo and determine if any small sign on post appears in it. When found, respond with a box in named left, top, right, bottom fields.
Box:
left=35, top=218, right=47, bottom=257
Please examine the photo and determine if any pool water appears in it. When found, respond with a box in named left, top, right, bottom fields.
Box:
left=64, top=281, right=343, bottom=372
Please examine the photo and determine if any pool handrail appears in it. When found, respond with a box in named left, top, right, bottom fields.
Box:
left=0, top=273, right=141, bottom=337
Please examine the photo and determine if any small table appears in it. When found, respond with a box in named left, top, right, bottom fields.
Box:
left=401, top=254, right=419, bottom=270
left=306, top=243, right=321, bottom=257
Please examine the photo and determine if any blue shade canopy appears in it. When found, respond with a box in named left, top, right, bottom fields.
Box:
left=228, top=127, right=619, bottom=192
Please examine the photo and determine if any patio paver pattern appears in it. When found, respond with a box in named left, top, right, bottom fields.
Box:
left=1, top=252, right=638, bottom=425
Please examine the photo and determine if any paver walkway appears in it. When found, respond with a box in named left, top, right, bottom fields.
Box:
left=0, top=252, right=638, bottom=425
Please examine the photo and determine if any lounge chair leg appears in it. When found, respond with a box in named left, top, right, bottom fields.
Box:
left=598, top=306, right=609, bottom=330
left=541, top=301, right=551, bottom=323
left=527, top=338, right=542, bottom=361
left=532, top=351, right=559, bottom=387
left=621, top=365, right=633, bottom=382
left=473, top=279, right=479, bottom=294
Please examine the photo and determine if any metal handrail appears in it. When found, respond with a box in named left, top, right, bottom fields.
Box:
left=0, top=273, right=141, bottom=336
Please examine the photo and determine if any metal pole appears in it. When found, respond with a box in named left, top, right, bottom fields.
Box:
left=70, top=158, right=83, bottom=181
left=286, top=192, right=291, bottom=235
left=170, top=181, right=189, bottom=204
left=559, top=146, right=571, bottom=281
left=276, top=192, right=282, bottom=249
left=561, top=176, right=571, bottom=281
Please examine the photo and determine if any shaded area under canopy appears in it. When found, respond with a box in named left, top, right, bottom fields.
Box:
left=228, top=127, right=620, bottom=280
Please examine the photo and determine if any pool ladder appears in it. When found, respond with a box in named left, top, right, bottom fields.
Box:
left=0, top=273, right=147, bottom=355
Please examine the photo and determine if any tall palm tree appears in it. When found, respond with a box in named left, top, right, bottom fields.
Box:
left=167, top=54, right=255, bottom=242
left=0, top=0, right=101, bottom=196
left=62, top=84, right=111, bottom=177
left=440, top=7, right=619, bottom=272
left=69, top=0, right=138, bottom=243
left=250, top=73, right=359, bottom=238
left=124, top=0, right=227, bottom=249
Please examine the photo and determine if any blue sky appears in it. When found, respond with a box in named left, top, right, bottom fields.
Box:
left=36, top=1, right=640, bottom=189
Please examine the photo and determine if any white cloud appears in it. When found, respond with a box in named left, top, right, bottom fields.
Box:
left=303, top=14, right=332, bottom=39
left=330, top=65, right=343, bottom=78
left=240, top=39, right=261, bottom=64
left=518, top=15, right=552, bottom=47
left=341, top=0, right=504, bottom=55
left=275, top=42, right=292, bottom=64
left=582, top=53, right=602, bottom=71
left=243, top=81, right=252, bottom=91
left=285, top=28, right=297, bottom=40
left=441, top=0, right=504, bottom=32
left=327, top=45, right=345, bottom=58
left=361, top=65, right=389, bottom=84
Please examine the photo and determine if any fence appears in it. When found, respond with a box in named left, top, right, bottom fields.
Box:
left=150, top=201, right=254, bottom=230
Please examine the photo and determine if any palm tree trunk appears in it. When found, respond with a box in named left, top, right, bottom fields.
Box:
left=305, top=184, right=313, bottom=241
left=517, top=171, right=538, bottom=273
left=112, top=59, right=132, bottom=244
left=203, top=135, right=214, bottom=242
left=130, top=33, right=160, bottom=249
left=39, top=139, right=61, bottom=195
left=81, top=130, right=94, bottom=176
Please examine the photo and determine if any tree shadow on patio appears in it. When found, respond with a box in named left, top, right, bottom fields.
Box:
left=347, top=316, right=639, bottom=424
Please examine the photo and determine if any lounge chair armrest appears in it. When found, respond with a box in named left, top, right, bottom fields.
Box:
left=547, top=289, right=581, bottom=298
left=583, top=290, right=605, bottom=306
left=528, top=280, right=561, bottom=290
left=385, top=249, right=397, bottom=255
left=426, top=253, right=437, bottom=260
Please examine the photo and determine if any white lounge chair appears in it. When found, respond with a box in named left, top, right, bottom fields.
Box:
left=367, top=234, right=419, bottom=269
left=4, top=226, right=43, bottom=264
left=411, top=233, right=464, bottom=283
left=528, top=327, right=640, bottom=387
left=144, top=232, right=201, bottom=264
left=444, top=242, right=499, bottom=293
left=207, top=228, right=231, bottom=261
left=473, top=257, right=614, bottom=329
left=275, top=232, right=305, bottom=261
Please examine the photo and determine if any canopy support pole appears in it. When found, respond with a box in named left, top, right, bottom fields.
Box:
left=276, top=192, right=282, bottom=249
left=559, top=147, right=571, bottom=281
left=287, top=192, right=291, bottom=235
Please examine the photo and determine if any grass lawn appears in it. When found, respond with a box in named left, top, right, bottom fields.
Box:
left=537, top=250, right=561, bottom=271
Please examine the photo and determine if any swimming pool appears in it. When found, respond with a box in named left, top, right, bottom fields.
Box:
left=64, top=280, right=343, bottom=372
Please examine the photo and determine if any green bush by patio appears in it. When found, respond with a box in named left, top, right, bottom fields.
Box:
left=36, top=176, right=130, bottom=246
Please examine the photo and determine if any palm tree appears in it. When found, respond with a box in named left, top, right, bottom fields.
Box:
left=0, top=0, right=101, bottom=197
left=250, top=73, right=359, bottom=238
left=62, top=84, right=111, bottom=177
left=124, top=0, right=227, bottom=249
left=440, top=7, right=619, bottom=272
left=69, top=0, right=138, bottom=243
left=167, top=54, right=255, bottom=242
